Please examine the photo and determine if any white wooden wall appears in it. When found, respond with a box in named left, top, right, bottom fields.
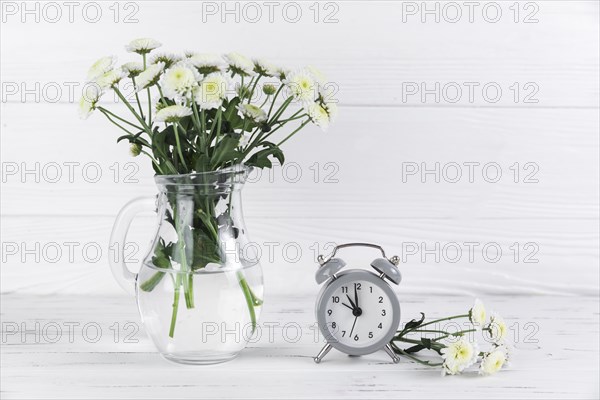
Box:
left=1, top=0, right=598, bottom=297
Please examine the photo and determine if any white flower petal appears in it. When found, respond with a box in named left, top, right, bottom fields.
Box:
left=224, top=52, right=255, bottom=76
left=159, top=62, right=201, bottom=102
left=155, top=105, right=192, bottom=122
left=284, top=69, right=317, bottom=103
left=125, top=38, right=162, bottom=54
left=87, top=56, right=116, bottom=80
left=135, top=62, right=165, bottom=91
left=194, top=72, right=230, bottom=109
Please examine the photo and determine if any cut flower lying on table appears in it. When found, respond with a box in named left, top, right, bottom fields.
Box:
left=390, top=299, right=511, bottom=376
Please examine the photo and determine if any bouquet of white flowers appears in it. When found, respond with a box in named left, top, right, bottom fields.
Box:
left=81, top=38, right=337, bottom=339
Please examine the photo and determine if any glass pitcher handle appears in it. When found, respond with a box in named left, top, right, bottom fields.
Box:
left=109, top=196, right=157, bottom=295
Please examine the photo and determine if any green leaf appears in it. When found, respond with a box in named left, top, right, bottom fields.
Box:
left=246, top=142, right=284, bottom=169
left=403, top=312, right=426, bottom=332
left=403, top=344, right=426, bottom=354
left=210, top=136, right=242, bottom=169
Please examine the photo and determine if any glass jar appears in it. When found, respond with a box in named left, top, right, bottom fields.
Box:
left=109, top=165, right=263, bottom=364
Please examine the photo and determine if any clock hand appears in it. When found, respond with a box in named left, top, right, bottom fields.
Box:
left=349, top=315, right=358, bottom=337
left=341, top=302, right=354, bottom=311
left=354, top=284, right=359, bottom=309
left=346, top=294, right=357, bottom=309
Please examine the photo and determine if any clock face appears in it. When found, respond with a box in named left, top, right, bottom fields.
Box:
left=317, top=270, right=400, bottom=355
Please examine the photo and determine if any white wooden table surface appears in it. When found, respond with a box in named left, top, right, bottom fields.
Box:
left=1, top=293, right=598, bottom=399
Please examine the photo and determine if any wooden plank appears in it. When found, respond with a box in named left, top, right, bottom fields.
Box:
left=1, top=103, right=598, bottom=218
left=1, top=215, right=597, bottom=295
left=0, top=1, right=598, bottom=107
left=1, top=293, right=598, bottom=399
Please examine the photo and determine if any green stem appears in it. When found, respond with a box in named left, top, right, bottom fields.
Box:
left=140, top=149, right=165, bottom=174
left=131, top=77, right=145, bottom=119
left=173, top=124, right=188, bottom=170
left=268, top=97, right=292, bottom=125
left=259, top=94, right=270, bottom=108
left=277, top=119, right=310, bottom=146
left=247, top=73, right=262, bottom=102
left=98, top=109, right=135, bottom=136
left=143, top=54, right=152, bottom=126
left=169, top=275, right=182, bottom=338
left=237, top=270, right=259, bottom=333
left=140, top=271, right=165, bottom=292
left=395, top=347, right=443, bottom=367
left=267, top=85, right=284, bottom=118
left=113, top=87, right=152, bottom=135
left=416, top=314, right=469, bottom=329
left=209, top=107, right=222, bottom=146
left=98, top=106, right=144, bottom=131
left=191, top=101, right=203, bottom=143
left=174, top=211, right=194, bottom=309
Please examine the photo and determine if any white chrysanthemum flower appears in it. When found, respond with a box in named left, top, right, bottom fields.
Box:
left=493, top=343, right=512, bottom=365
left=275, top=67, right=290, bottom=81
left=469, top=299, right=487, bottom=326
left=307, top=65, right=327, bottom=85
left=306, top=102, right=332, bottom=131
left=95, top=69, right=125, bottom=89
left=284, top=69, right=316, bottom=102
left=441, top=337, right=478, bottom=376
left=135, top=62, right=165, bottom=92
left=159, top=62, right=200, bottom=102
left=253, top=58, right=277, bottom=76
left=78, top=84, right=103, bottom=119
left=125, top=38, right=162, bottom=54
left=149, top=53, right=182, bottom=69
left=479, top=350, right=506, bottom=375
left=488, top=313, right=508, bottom=343
left=194, top=72, right=229, bottom=109
left=237, top=103, right=267, bottom=123
left=121, top=62, right=144, bottom=78
left=224, top=52, right=255, bottom=76
left=189, top=54, right=225, bottom=74
left=87, top=56, right=116, bottom=80
left=154, top=105, right=193, bottom=123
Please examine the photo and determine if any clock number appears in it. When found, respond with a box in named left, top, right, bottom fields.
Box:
left=354, top=283, right=361, bottom=290
left=331, top=322, right=336, bottom=329
left=332, top=296, right=339, bottom=303
left=378, top=322, right=383, bottom=329
left=370, top=286, right=373, bottom=293
left=327, top=309, right=332, bottom=316
left=381, top=310, right=386, bottom=316
left=354, top=335, right=359, bottom=341
left=378, top=296, right=383, bottom=303
left=342, top=330, right=346, bottom=337
left=341, top=286, right=348, bottom=293
left=369, top=332, right=373, bottom=338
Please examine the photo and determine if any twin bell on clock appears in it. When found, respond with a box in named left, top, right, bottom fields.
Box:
left=313, top=243, right=402, bottom=364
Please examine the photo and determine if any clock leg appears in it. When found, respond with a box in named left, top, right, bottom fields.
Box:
left=384, top=344, right=400, bottom=363
left=314, top=343, right=333, bottom=364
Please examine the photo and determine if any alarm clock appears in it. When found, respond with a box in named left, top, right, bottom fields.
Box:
left=313, top=243, right=402, bottom=364
left=314, top=243, right=402, bottom=363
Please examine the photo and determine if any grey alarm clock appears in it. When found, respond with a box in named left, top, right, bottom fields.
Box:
left=313, top=243, right=402, bottom=364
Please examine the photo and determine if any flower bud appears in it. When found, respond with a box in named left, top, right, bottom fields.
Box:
left=130, top=143, right=142, bottom=157
left=262, top=84, right=277, bottom=95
